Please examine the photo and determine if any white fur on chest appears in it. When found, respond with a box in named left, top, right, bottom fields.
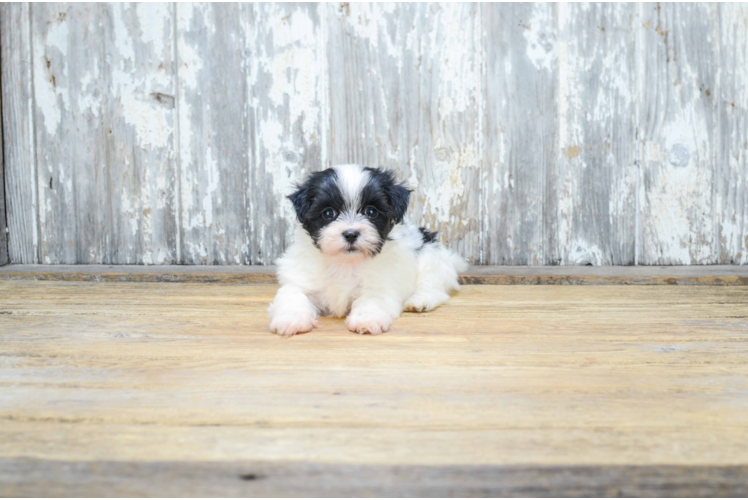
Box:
left=310, top=263, right=364, bottom=317
left=279, top=225, right=421, bottom=318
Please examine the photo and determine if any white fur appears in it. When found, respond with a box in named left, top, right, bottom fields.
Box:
left=268, top=165, right=468, bottom=336
left=333, top=164, right=368, bottom=208
left=317, top=215, right=381, bottom=258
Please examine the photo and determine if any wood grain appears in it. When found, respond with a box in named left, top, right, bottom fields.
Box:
left=1, top=3, right=37, bottom=264
left=103, top=3, right=178, bottom=265
left=0, top=65, right=6, bottom=266
left=31, top=4, right=106, bottom=264
left=246, top=3, right=324, bottom=265
left=1, top=264, right=748, bottom=286
left=482, top=3, right=556, bottom=265
left=3, top=459, right=748, bottom=497
left=1, top=280, right=748, bottom=495
left=554, top=3, right=638, bottom=265
left=176, top=3, right=249, bottom=265
left=716, top=4, right=748, bottom=265
left=2, top=3, right=748, bottom=265
left=27, top=4, right=177, bottom=265
left=639, top=3, right=719, bottom=265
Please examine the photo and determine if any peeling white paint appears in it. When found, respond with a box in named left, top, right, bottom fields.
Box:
left=110, top=5, right=173, bottom=150
left=263, top=7, right=320, bottom=143
left=523, top=3, right=555, bottom=72
left=176, top=6, right=203, bottom=91
left=429, top=147, right=478, bottom=225
left=244, top=3, right=324, bottom=258
left=568, top=241, right=605, bottom=266
left=34, top=19, right=70, bottom=136
left=258, top=119, right=297, bottom=225
left=77, top=68, right=101, bottom=117
left=642, top=57, right=715, bottom=265
left=201, top=144, right=219, bottom=229
left=136, top=3, right=169, bottom=57
left=116, top=80, right=172, bottom=149
left=112, top=8, right=135, bottom=62
left=346, top=3, right=402, bottom=64
left=644, top=140, right=714, bottom=264
left=16, top=3, right=747, bottom=266
left=436, top=4, right=477, bottom=118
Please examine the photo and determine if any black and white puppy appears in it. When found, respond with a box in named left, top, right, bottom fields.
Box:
left=269, top=164, right=467, bottom=336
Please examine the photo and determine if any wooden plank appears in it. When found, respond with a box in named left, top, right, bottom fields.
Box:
left=177, top=3, right=323, bottom=266
left=0, top=3, right=37, bottom=264
left=103, top=3, right=178, bottom=264
left=2, top=459, right=748, bottom=497
left=482, top=4, right=557, bottom=265
left=716, top=4, right=748, bottom=264
left=326, top=3, right=481, bottom=261
left=1, top=264, right=748, bottom=285
left=0, top=264, right=278, bottom=284
left=554, top=4, right=638, bottom=265
left=29, top=4, right=176, bottom=265
left=176, top=3, right=249, bottom=265
left=31, top=4, right=106, bottom=264
left=0, top=281, right=748, bottom=498
left=0, top=71, right=6, bottom=266
left=639, top=3, right=719, bottom=264
left=325, top=4, right=399, bottom=170
left=246, top=3, right=324, bottom=265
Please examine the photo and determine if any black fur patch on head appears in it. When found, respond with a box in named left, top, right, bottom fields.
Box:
left=358, top=167, right=412, bottom=252
left=288, top=169, right=345, bottom=246
left=419, top=227, right=438, bottom=244
left=362, top=167, right=411, bottom=223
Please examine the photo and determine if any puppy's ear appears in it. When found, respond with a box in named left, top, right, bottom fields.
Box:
left=288, top=184, right=311, bottom=222
left=387, top=181, right=411, bottom=224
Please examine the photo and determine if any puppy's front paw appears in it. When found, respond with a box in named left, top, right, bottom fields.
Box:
left=345, top=308, right=393, bottom=335
left=404, top=291, right=450, bottom=312
left=270, top=312, right=317, bottom=337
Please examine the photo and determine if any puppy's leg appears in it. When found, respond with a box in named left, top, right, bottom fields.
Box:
left=404, top=289, right=451, bottom=313
left=404, top=244, right=467, bottom=313
left=346, top=294, right=402, bottom=335
left=268, top=285, right=318, bottom=336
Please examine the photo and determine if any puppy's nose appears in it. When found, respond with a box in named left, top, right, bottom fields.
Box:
left=342, top=230, right=360, bottom=243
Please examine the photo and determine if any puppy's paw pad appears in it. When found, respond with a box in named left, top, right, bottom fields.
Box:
left=269, top=313, right=317, bottom=336
left=404, top=292, right=449, bottom=313
left=346, top=311, right=392, bottom=335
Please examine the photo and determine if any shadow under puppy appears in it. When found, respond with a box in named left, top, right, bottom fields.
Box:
left=269, top=164, right=468, bottom=336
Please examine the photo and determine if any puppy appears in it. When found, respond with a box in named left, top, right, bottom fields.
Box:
left=268, top=164, right=468, bottom=336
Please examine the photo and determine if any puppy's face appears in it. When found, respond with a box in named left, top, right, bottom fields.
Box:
left=288, top=165, right=411, bottom=260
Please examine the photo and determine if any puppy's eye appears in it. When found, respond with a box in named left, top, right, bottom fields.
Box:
left=322, top=208, right=336, bottom=220
left=364, top=206, right=378, bottom=218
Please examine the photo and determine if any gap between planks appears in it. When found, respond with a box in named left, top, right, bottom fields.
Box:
left=0, top=264, right=747, bottom=285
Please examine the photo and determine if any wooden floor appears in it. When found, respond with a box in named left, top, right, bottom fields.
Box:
left=2, top=276, right=748, bottom=496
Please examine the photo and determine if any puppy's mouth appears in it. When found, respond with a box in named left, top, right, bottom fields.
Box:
left=344, top=245, right=360, bottom=253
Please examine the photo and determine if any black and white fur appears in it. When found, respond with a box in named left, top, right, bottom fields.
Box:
left=269, top=164, right=468, bottom=336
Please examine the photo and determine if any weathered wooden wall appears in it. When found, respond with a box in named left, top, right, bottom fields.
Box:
left=0, top=100, right=5, bottom=265
left=2, top=3, right=747, bottom=265
left=0, top=57, right=6, bottom=265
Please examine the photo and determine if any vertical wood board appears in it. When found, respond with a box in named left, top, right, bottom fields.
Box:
left=638, top=3, right=719, bottom=265
left=553, top=3, right=638, bottom=265
left=246, top=3, right=324, bottom=265
left=1, top=3, right=37, bottom=264
left=176, top=3, right=249, bottom=265
left=482, top=3, right=557, bottom=265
